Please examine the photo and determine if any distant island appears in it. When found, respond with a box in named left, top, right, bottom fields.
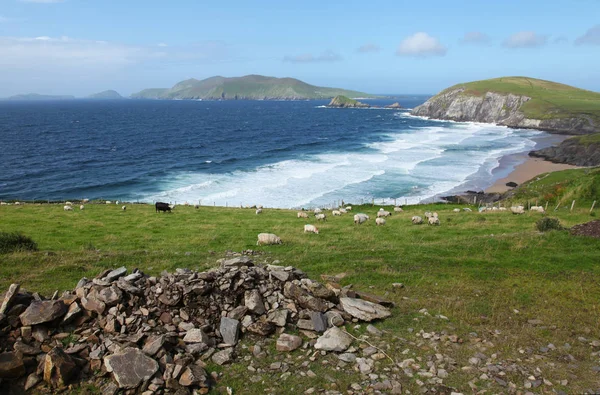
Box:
left=7, top=93, right=76, bottom=101
left=327, top=95, right=403, bottom=109
left=131, top=74, right=375, bottom=100
left=88, top=90, right=124, bottom=100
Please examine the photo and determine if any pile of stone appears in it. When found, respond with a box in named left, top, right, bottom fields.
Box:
left=0, top=256, right=392, bottom=393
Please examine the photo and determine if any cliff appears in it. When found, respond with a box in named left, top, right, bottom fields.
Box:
left=529, top=134, right=600, bottom=166
left=411, top=77, right=600, bottom=135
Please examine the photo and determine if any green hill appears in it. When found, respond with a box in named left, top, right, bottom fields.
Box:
left=87, top=90, right=124, bottom=99
left=131, top=75, right=374, bottom=100
left=412, top=76, right=600, bottom=134
left=7, top=93, right=75, bottom=101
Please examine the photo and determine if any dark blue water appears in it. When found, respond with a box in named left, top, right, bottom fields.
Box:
left=0, top=97, right=562, bottom=207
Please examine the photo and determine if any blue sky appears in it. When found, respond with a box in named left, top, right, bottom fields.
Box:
left=0, top=0, right=599, bottom=96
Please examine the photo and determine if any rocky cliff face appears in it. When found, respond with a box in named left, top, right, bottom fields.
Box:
left=529, top=138, right=600, bottom=166
left=412, top=88, right=596, bottom=135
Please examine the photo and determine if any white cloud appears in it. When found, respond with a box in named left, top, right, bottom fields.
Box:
left=575, top=25, right=600, bottom=45
left=356, top=43, right=381, bottom=53
left=503, top=31, right=547, bottom=48
left=461, top=31, right=490, bottom=45
left=283, top=50, right=342, bottom=63
left=396, top=32, right=446, bottom=57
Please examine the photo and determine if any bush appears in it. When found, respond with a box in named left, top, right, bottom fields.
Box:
left=0, top=232, right=38, bottom=254
left=535, top=217, right=564, bottom=232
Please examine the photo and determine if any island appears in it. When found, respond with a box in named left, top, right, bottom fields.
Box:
left=327, top=95, right=370, bottom=108
left=7, top=93, right=76, bottom=101
left=131, top=74, right=375, bottom=101
left=88, top=90, right=124, bottom=100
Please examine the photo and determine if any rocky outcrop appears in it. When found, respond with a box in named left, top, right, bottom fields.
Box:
left=384, top=102, right=403, bottom=109
left=529, top=136, right=600, bottom=166
left=412, top=88, right=597, bottom=135
left=327, top=95, right=370, bottom=108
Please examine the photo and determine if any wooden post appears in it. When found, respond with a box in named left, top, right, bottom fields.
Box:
left=554, top=202, right=560, bottom=211
left=372, top=198, right=374, bottom=206
left=535, top=200, right=538, bottom=207
left=590, top=200, right=597, bottom=213
left=545, top=201, right=549, bottom=211
left=570, top=200, right=576, bottom=212
left=474, top=196, right=477, bottom=205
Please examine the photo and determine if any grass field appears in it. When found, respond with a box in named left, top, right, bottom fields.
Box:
left=443, top=76, right=600, bottom=124
left=1, top=171, right=600, bottom=393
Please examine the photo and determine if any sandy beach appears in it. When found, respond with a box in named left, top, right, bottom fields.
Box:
left=486, top=157, right=580, bottom=193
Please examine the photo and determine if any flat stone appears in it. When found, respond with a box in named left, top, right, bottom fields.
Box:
left=338, top=353, right=357, bottom=363
left=270, top=270, right=290, bottom=282
left=0, top=284, right=20, bottom=315
left=276, top=334, right=303, bottom=352
left=221, top=256, right=253, bottom=269
left=143, top=335, right=165, bottom=356
left=366, top=324, right=383, bottom=336
left=81, top=295, right=106, bottom=315
left=96, top=286, right=123, bottom=306
left=211, top=348, right=234, bottom=365
left=178, top=365, right=208, bottom=387
left=339, top=297, right=391, bottom=322
left=227, top=306, right=248, bottom=320
left=24, top=373, right=42, bottom=391
left=284, top=282, right=330, bottom=312
left=267, top=309, right=289, bottom=327
left=297, top=319, right=315, bottom=331
left=247, top=321, right=275, bottom=336
left=14, top=341, right=41, bottom=355
left=62, top=301, right=82, bottom=324
left=315, top=327, right=353, bottom=352
left=20, top=300, right=67, bottom=326
left=220, top=317, right=240, bottom=346
left=0, top=352, right=25, bottom=379
left=310, top=311, right=327, bottom=333
left=244, top=289, right=266, bottom=315
left=104, top=347, right=159, bottom=389
left=103, top=267, right=127, bottom=282
left=183, top=328, right=210, bottom=343
left=354, top=290, right=395, bottom=307
left=44, top=347, right=77, bottom=388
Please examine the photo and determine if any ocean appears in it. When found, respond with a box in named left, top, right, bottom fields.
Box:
left=0, top=98, right=566, bottom=208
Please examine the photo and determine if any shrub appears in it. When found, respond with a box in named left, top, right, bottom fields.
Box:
left=535, top=217, right=564, bottom=232
left=0, top=232, right=38, bottom=254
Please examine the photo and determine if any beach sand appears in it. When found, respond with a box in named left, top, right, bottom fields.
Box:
left=486, top=157, right=580, bottom=193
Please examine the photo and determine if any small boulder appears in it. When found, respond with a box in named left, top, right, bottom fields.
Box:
left=314, top=327, right=353, bottom=352
left=20, top=300, right=67, bottom=326
left=104, top=347, right=159, bottom=389
left=44, top=347, right=77, bottom=388
left=0, top=352, right=25, bottom=379
left=211, top=348, right=234, bottom=365
left=276, top=334, right=303, bottom=352
left=219, top=317, right=240, bottom=345
left=339, top=297, right=391, bottom=322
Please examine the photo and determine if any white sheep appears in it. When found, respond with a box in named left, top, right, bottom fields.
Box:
left=194, top=204, right=200, bottom=209
left=105, top=201, right=112, bottom=204
left=432, top=212, right=439, bottom=218
left=499, top=207, right=507, bottom=211
left=377, top=210, right=391, bottom=218
left=332, top=210, right=342, bottom=216
left=122, top=205, right=127, bottom=211
left=304, top=224, right=319, bottom=234
left=257, top=233, right=282, bottom=246
left=297, top=211, right=309, bottom=219
left=256, top=208, right=262, bottom=215
left=453, top=208, right=461, bottom=212
left=530, top=206, right=545, bottom=213
left=394, top=206, right=403, bottom=212
left=510, top=206, right=525, bottom=215
left=339, top=208, right=348, bottom=214
left=64, top=205, right=73, bottom=211
left=411, top=216, right=423, bottom=225
left=424, top=211, right=433, bottom=219
left=115, top=201, right=119, bottom=205
left=354, top=213, right=369, bottom=225
left=257, top=205, right=263, bottom=209
left=82, top=199, right=89, bottom=203
left=65, top=201, right=73, bottom=206
left=428, top=216, right=440, bottom=225
left=463, top=208, right=472, bottom=212
left=375, top=218, right=386, bottom=226
left=345, top=206, right=352, bottom=211
left=79, top=205, right=85, bottom=210
left=314, top=208, right=322, bottom=214
left=315, top=213, right=326, bottom=221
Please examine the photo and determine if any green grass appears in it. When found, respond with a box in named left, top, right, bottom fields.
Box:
left=443, top=76, right=600, bottom=123
left=573, top=132, right=600, bottom=145
left=2, top=196, right=600, bottom=393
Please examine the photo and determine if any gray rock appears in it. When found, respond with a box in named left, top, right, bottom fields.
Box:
left=245, top=289, right=266, bottom=314
left=143, top=335, right=165, bottom=356
left=221, top=256, right=253, bottom=269
left=178, top=365, right=208, bottom=387
left=0, top=284, right=20, bottom=315
left=103, top=267, right=127, bottom=282
left=80, top=295, right=106, bottom=315
left=61, top=301, right=81, bottom=324
left=211, top=348, right=234, bottom=365
left=315, top=327, right=353, bottom=352
left=339, top=297, right=391, bottom=322
left=220, top=317, right=240, bottom=345
left=183, top=328, right=209, bottom=343
left=338, top=353, right=357, bottom=363
left=270, top=270, right=290, bottom=282
left=366, top=324, right=383, bottom=336
left=310, top=311, right=327, bottom=333
left=104, top=347, right=159, bottom=389
left=19, top=300, right=67, bottom=326
left=267, top=309, right=289, bottom=327
left=324, top=310, right=344, bottom=327
left=276, top=334, right=302, bottom=352
left=96, top=286, right=123, bottom=306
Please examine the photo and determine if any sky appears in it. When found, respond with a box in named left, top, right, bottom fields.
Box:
left=0, top=0, right=599, bottom=96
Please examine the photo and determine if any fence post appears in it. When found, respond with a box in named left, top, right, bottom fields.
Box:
left=554, top=201, right=560, bottom=211
left=545, top=201, right=549, bottom=211
left=570, top=200, right=576, bottom=212
left=590, top=200, right=597, bottom=213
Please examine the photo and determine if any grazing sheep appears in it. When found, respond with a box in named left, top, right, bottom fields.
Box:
left=339, top=208, right=348, bottom=214
left=530, top=206, right=545, bottom=213
left=257, top=205, right=263, bottom=209
left=79, top=205, right=85, bottom=210
left=463, top=208, right=472, bottom=212
left=122, top=205, right=127, bottom=211
left=257, top=233, right=282, bottom=246
left=14, top=202, right=21, bottom=205
left=332, top=210, right=342, bottom=216
left=345, top=206, right=352, bottom=211
left=411, top=216, right=423, bottom=225
left=375, top=218, right=386, bottom=226
left=64, top=205, right=73, bottom=211
left=0, top=202, right=6, bottom=205
left=256, top=208, right=262, bottom=215
left=115, top=201, right=119, bottom=205
left=354, top=213, right=369, bottom=225
left=194, top=204, right=199, bottom=209
left=499, top=207, right=507, bottom=211
left=428, top=216, right=440, bottom=225
left=377, top=210, right=391, bottom=218
left=315, top=213, right=327, bottom=221
left=297, top=211, right=309, bottom=219
left=453, top=208, right=461, bottom=212
left=424, top=211, right=433, bottom=219
left=105, top=201, right=112, bottom=204
left=510, top=206, right=525, bottom=214
left=65, top=201, right=73, bottom=206
left=82, top=199, right=89, bottom=203
left=394, top=206, right=403, bottom=212
left=314, top=208, right=322, bottom=214
left=432, top=212, right=438, bottom=218
left=304, top=224, right=319, bottom=234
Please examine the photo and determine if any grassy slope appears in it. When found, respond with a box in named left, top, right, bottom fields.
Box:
left=1, top=186, right=600, bottom=392
left=329, top=95, right=359, bottom=106
left=442, top=76, right=600, bottom=122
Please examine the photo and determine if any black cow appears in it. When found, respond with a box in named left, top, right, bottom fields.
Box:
left=155, top=202, right=172, bottom=213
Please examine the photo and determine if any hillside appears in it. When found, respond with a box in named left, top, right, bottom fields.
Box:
left=327, top=95, right=370, bottom=108
left=7, top=93, right=75, bottom=101
left=530, top=133, right=600, bottom=166
left=131, top=75, right=374, bottom=100
left=87, top=90, right=124, bottom=99
left=412, top=77, right=600, bottom=135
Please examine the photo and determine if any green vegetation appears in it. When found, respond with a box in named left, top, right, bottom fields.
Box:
left=535, top=217, right=564, bottom=232
left=87, top=90, right=124, bottom=99
left=329, top=95, right=359, bottom=106
left=573, top=132, right=600, bottom=145
left=443, top=76, right=600, bottom=123
left=131, top=75, right=375, bottom=100
left=0, top=231, right=37, bottom=254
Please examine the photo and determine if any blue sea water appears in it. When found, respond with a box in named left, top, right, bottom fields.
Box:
left=0, top=98, right=565, bottom=208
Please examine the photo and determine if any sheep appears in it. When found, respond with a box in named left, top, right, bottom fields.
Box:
left=453, top=208, right=461, bottom=213
left=424, top=211, right=433, bottom=219
left=257, top=205, right=263, bottom=209
left=428, top=216, right=440, bottom=225
left=315, top=213, right=327, bottom=221
left=463, top=208, right=472, bottom=212
left=314, top=208, right=322, bottom=215
left=530, top=206, right=545, bottom=213
left=499, top=207, right=507, bottom=211
left=257, top=233, right=282, bottom=246
left=14, top=202, right=21, bottom=205
left=194, top=204, right=200, bottom=209
left=375, top=218, right=386, bottom=226
left=510, top=206, right=525, bottom=215
left=411, top=216, right=423, bottom=225
left=105, top=201, right=112, bottom=204
left=332, top=210, right=342, bottom=216
left=65, top=201, right=73, bottom=206
left=394, top=206, right=403, bottom=212
left=297, top=211, right=309, bottom=219
left=115, top=201, right=119, bottom=205
left=377, top=210, right=391, bottom=218
left=79, top=205, right=85, bottom=210
left=304, top=224, right=319, bottom=234
left=339, top=208, right=348, bottom=214
left=82, top=199, right=89, bottom=203
left=64, top=205, right=73, bottom=211
left=256, top=208, right=262, bottom=215
left=432, top=212, right=438, bottom=218
left=354, top=213, right=369, bottom=225
left=345, top=206, right=352, bottom=211
left=122, top=205, right=127, bottom=211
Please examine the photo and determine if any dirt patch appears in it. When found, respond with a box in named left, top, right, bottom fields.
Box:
left=570, top=220, right=600, bottom=238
